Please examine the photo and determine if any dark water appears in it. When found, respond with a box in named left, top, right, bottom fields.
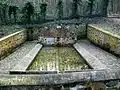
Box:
left=28, top=47, right=90, bottom=72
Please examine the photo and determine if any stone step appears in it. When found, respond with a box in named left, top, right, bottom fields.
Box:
left=73, top=40, right=120, bottom=69
left=11, top=44, right=42, bottom=71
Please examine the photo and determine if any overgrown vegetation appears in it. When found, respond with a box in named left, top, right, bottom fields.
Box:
left=0, top=3, right=8, bottom=24
left=87, top=0, right=95, bottom=16
left=57, top=0, right=63, bottom=20
left=71, top=0, right=81, bottom=18
left=40, top=2, right=47, bottom=22
left=0, top=0, right=114, bottom=24
left=22, top=2, right=34, bottom=24
left=102, top=0, right=109, bottom=16
left=9, top=6, right=18, bottom=23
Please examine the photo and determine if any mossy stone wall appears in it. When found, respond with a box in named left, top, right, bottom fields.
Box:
left=87, top=25, right=120, bottom=56
left=0, top=29, right=27, bottom=59
left=27, top=24, right=87, bottom=40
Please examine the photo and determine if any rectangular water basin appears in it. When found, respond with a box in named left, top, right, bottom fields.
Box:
left=28, top=46, right=90, bottom=72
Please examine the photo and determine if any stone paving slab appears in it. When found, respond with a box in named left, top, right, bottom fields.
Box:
left=73, top=40, right=120, bottom=69
left=11, top=44, right=42, bottom=71
left=0, top=42, right=38, bottom=71
left=0, top=69, right=120, bottom=86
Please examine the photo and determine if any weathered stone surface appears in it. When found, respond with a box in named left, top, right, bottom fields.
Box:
left=74, top=40, right=120, bottom=69
left=0, top=42, right=37, bottom=71
left=11, top=44, right=42, bottom=71
left=27, top=24, right=86, bottom=41
left=0, top=69, right=120, bottom=86
left=87, top=25, right=120, bottom=56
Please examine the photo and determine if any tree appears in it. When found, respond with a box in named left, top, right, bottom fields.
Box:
left=0, top=3, right=8, bottom=24
left=87, top=0, right=95, bottom=16
left=22, top=2, right=34, bottom=23
left=71, top=0, right=82, bottom=18
left=0, top=3, right=3, bottom=23
left=9, top=6, right=18, bottom=23
left=71, top=0, right=79, bottom=18
left=57, top=0, right=63, bottom=20
left=102, top=0, right=109, bottom=16
left=40, top=2, right=47, bottom=21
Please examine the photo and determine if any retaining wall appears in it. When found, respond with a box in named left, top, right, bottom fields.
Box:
left=27, top=24, right=87, bottom=40
left=0, top=29, right=27, bottom=59
left=87, top=25, right=120, bottom=56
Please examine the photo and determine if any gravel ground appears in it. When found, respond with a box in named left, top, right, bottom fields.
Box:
left=0, top=41, right=37, bottom=71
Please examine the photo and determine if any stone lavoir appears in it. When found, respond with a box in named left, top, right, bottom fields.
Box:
left=0, top=0, right=120, bottom=89
left=0, top=22, right=120, bottom=90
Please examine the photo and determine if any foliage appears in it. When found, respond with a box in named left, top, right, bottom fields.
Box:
left=102, top=0, right=109, bottom=16
left=9, top=6, right=18, bottom=23
left=40, top=3, right=47, bottom=22
left=71, top=0, right=80, bottom=18
left=87, top=0, right=95, bottom=16
left=22, top=2, right=34, bottom=23
left=57, top=0, right=63, bottom=20
left=0, top=0, right=112, bottom=24
left=0, top=3, right=8, bottom=24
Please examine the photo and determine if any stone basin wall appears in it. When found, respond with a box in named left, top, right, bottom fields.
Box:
left=27, top=24, right=87, bottom=40
left=0, top=29, right=27, bottom=60
left=87, top=25, right=120, bottom=56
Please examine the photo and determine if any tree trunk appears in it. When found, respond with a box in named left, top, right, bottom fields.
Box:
left=102, top=0, right=109, bottom=16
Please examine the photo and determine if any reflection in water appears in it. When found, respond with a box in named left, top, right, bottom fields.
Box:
left=28, top=47, right=90, bottom=72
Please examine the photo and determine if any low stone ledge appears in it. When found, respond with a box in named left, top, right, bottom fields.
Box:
left=11, top=44, right=42, bottom=71
left=74, top=40, right=120, bottom=69
left=88, top=25, right=120, bottom=39
left=0, top=29, right=27, bottom=59
left=73, top=43, right=108, bottom=69
left=87, top=24, right=120, bottom=56
left=0, top=30, right=25, bottom=42
left=0, top=69, right=120, bottom=86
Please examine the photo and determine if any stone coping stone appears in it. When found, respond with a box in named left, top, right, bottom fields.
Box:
left=0, top=69, right=120, bottom=86
left=0, top=42, right=37, bottom=71
left=10, top=70, right=93, bottom=74
left=11, top=44, right=42, bottom=71
left=88, top=24, right=120, bottom=39
left=74, top=43, right=108, bottom=69
left=0, top=30, right=26, bottom=42
left=73, top=40, right=120, bottom=69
